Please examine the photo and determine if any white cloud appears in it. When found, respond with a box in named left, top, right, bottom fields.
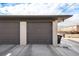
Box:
left=0, top=3, right=60, bottom=15
left=0, top=3, right=79, bottom=15
left=58, top=14, right=79, bottom=27
left=0, top=0, right=79, bottom=3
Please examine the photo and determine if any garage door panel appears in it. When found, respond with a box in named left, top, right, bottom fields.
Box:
left=27, top=22, right=52, bottom=44
left=0, top=21, right=19, bottom=44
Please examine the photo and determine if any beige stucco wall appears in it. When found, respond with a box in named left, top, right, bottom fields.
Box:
left=65, top=34, right=79, bottom=38
left=58, top=25, right=79, bottom=33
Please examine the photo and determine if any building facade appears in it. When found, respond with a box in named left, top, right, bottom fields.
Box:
left=58, top=25, right=79, bottom=38
left=0, top=15, right=71, bottom=46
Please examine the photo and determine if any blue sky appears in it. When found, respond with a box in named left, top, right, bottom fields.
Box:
left=0, top=3, right=79, bottom=15
left=57, top=3, right=79, bottom=15
left=0, top=3, right=79, bottom=27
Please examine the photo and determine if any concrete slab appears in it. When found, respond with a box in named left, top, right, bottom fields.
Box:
left=0, top=39, right=79, bottom=56
left=15, top=45, right=58, bottom=56
left=31, top=45, right=58, bottom=56
left=8, top=45, right=25, bottom=56
left=17, top=45, right=31, bottom=56
left=0, top=45, right=16, bottom=56
left=55, top=39, right=79, bottom=56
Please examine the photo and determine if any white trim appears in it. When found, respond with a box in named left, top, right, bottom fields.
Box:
left=52, top=20, right=58, bottom=46
left=20, top=21, right=27, bottom=45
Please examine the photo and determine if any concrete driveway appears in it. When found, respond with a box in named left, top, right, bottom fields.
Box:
left=0, top=44, right=59, bottom=56
left=0, top=39, right=79, bottom=56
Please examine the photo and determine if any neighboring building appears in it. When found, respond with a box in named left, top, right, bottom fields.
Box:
left=58, top=25, right=79, bottom=38
left=0, top=15, right=71, bottom=46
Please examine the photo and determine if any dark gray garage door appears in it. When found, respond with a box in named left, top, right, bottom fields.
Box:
left=0, top=20, right=19, bottom=44
left=27, top=22, right=52, bottom=44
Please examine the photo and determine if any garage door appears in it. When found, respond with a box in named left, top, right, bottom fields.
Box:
left=0, top=20, right=19, bottom=44
left=27, top=22, right=52, bottom=44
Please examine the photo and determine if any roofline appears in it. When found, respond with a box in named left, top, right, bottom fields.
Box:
left=0, top=15, right=72, bottom=21
left=0, top=15, right=72, bottom=17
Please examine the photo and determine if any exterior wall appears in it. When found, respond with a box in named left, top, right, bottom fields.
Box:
left=52, top=20, right=58, bottom=46
left=77, top=25, right=79, bottom=32
left=58, top=25, right=79, bottom=38
left=0, top=18, right=58, bottom=45
left=58, top=25, right=79, bottom=33
left=0, top=15, right=71, bottom=45
left=20, top=21, right=27, bottom=45
left=20, top=20, right=53, bottom=45
left=19, top=20, right=58, bottom=45
left=59, top=26, right=77, bottom=32
left=65, top=34, right=79, bottom=38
